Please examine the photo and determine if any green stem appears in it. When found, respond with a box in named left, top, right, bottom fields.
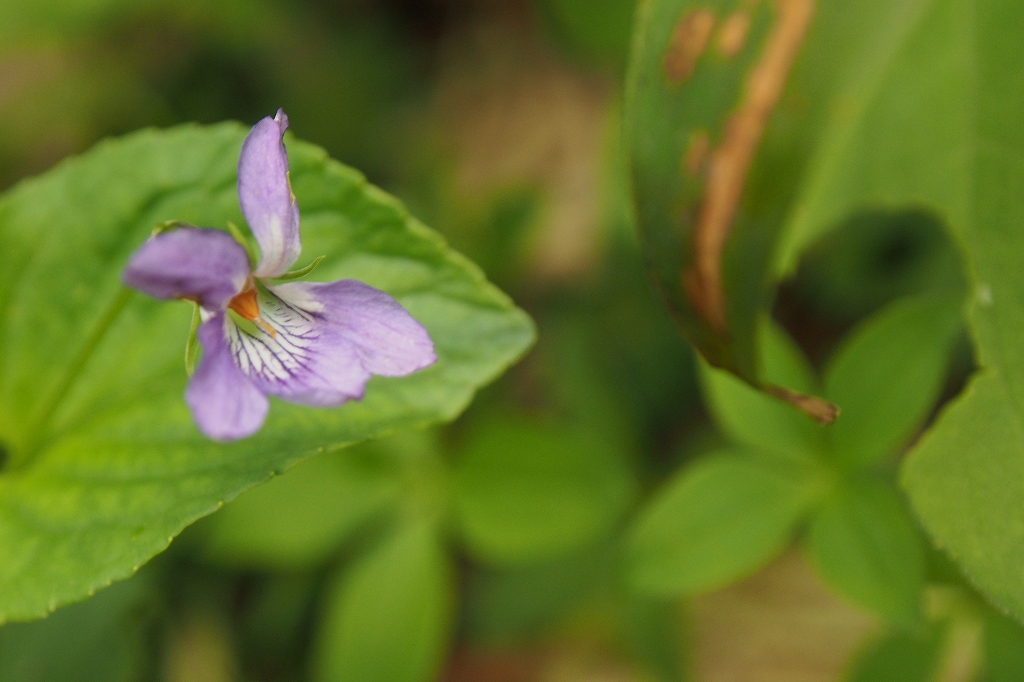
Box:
left=10, top=287, right=135, bottom=470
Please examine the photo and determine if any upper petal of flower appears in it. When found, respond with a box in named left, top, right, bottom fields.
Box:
left=186, top=313, right=269, bottom=441
left=122, top=227, right=251, bottom=311
left=224, top=286, right=372, bottom=407
left=238, top=109, right=302, bottom=278
left=272, top=280, right=437, bottom=376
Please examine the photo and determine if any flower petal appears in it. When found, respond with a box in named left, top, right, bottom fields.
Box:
left=122, top=227, right=251, bottom=311
left=186, top=313, right=269, bottom=441
left=226, top=287, right=372, bottom=407
left=272, top=280, right=437, bottom=376
left=238, top=109, right=301, bottom=278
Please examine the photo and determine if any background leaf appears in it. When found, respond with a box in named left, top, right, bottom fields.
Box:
left=701, top=318, right=826, bottom=461
left=982, top=608, right=1024, bottom=682
left=0, top=123, right=534, bottom=621
left=455, top=416, right=636, bottom=565
left=843, top=625, right=946, bottom=682
left=624, top=0, right=898, bottom=395
left=0, top=575, right=154, bottom=682
left=197, top=440, right=400, bottom=571
left=630, top=0, right=1024, bottom=621
left=807, top=481, right=925, bottom=627
left=824, top=295, right=964, bottom=470
left=735, top=0, right=1024, bottom=621
left=626, top=448, right=821, bottom=596
left=312, top=520, right=452, bottom=682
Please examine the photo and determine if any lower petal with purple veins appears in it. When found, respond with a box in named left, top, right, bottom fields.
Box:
left=186, top=314, right=269, bottom=441
left=226, top=288, right=373, bottom=407
left=271, top=280, right=437, bottom=377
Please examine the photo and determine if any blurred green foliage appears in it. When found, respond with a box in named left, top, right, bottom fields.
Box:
left=4, top=0, right=1024, bottom=681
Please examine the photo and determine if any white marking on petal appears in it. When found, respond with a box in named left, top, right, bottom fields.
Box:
left=270, top=281, right=325, bottom=313
left=225, top=289, right=321, bottom=386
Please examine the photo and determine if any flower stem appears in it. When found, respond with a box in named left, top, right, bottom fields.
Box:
left=10, top=287, right=135, bottom=470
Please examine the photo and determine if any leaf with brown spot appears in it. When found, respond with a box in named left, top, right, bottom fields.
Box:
left=627, top=0, right=836, bottom=421
left=663, top=9, right=717, bottom=84
left=717, top=9, right=752, bottom=58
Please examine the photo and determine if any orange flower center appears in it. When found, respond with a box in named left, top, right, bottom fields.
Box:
left=227, top=285, right=277, bottom=337
left=228, top=287, right=260, bottom=321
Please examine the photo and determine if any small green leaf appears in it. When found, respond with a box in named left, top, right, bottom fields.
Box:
left=198, top=444, right=400, bottom=571
left=843, top=625, right=946, bottom=682
left=455, top=416, right=636, bottom=565
left=626, top=448, right=821, bottom=596
left=184, top=302, right=201, bottom=376
left=271, top=255, right=326, bottom=282
left=808, top=481, right=925, bottom=627
left=825, top=295, right=963, bottom=470
left=312, top=520, right=452, bottom=682
left=702, top=318, right=826, bottom=461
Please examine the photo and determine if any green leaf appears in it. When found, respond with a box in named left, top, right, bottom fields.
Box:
left=454, top=416, right=636, bottom=565
left=0, top=575, right=153, bottom=682
left=983, top=608, right=1024, bottom=682
left=730, top=0, right=1024, bottom=620
left=0, top=123, right=534, bottom=621
left=701, top=317, right=826, bottom=461
left=808, top=481, right=925, bottom=627
left=624, top=0, right=839, bottom=422
left=312, top=520, right=452, bottom=682
left=625, top=448, right=822, bottom=596
left=198, top=443, right=400, bottom=571
left=824, top=295, right=963, bottom=470
left=843, top=625, right=946, bottom=682
left=626, top=0, right=773, bottom=381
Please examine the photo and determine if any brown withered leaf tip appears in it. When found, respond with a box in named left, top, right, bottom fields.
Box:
left=765, top=385, right=840, bottom=424
left=684, top=0, right=816, bottom=335
left=664, top=9, right=716, bottom=84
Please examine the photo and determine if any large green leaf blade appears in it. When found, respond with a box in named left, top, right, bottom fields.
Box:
left=625, top=448, right=821, bottom=596
left=0, top=123, right=534, bottom=621
left=312, top=520, right=452, bottom=682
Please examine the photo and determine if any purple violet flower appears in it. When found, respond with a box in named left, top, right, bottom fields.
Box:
left=122, top=110, right=436, bottom=441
